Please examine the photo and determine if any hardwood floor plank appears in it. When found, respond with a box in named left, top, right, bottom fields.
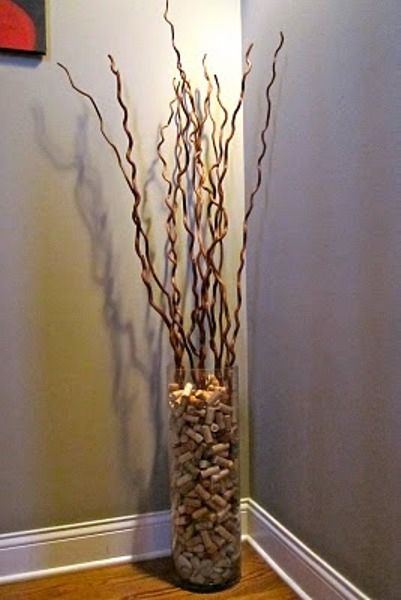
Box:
left=0, top=543, right=299, bottom=599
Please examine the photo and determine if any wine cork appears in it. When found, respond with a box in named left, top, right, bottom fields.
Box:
left=211, top=443, right=230, bottom=455
left=215, top=524, right=235, bottom=543
left=176, top=473, right=192, bottom=488
left=211, top=468, right=230, bottom=484
left=223, top=488, right=235, bottom=501
left=183, top=524, right=195, bottom=541
left=192, top=506, right=209, bottom=520
left=195, top=520, right=213, bottom=531
left=219, top=403, right=233, bottom=414
left=184, top=413, right=200, bottom=424
left=213, top=455, right=234, bottom=469
left=205, top=406, right=216, bottom=425
left=215, top=411, right=225, bottom=430
left=200, top=530, right=218, bottom=554
left=224, top=414, right=232, bottom=430
left=201, top=465, right=220, bottom=479
left=194, top=483, right=211, bottom=501
left=186, top=427, right=203, bottom=444
left=184, top=496, right=202, bottom=508
left=201, top=425, right=213, bottom=444
left=216, top=505, right=231, bottom=522
left=178, top=450, right=193, bottom=464
left=211, top=493, right=227, bottom=509
left=182, top=382, right=193, bottom=398
left=184, top=462, right=200, bottom=477
left=186, top=535, right=202, bottom=548
left=208, top=390, right=224, bottom=405
left=176, top=554, right=192, bottom=573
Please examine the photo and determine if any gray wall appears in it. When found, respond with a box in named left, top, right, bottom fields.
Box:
left=242, top=1, right=401, bottom=598
left=0, top=0, right=245, bottom=534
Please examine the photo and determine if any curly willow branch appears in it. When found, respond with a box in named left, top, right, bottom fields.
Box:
left=227, top=31, right=285, bottom=368
left=209, top=43, right=254, bottom=368
left=173, top=81, right=203, bottom=363
left=57, top=62, right=133, bottom=193
left=107, top=56, right=175, bottom=305
left=157, top=89, right=195, bottom=369
left=58, top=11, right=285, bottom=375
left=57, top=61, right=185, bottom=367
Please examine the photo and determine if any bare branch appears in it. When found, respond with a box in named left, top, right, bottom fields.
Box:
left=228, top=32, right=285, bottom=367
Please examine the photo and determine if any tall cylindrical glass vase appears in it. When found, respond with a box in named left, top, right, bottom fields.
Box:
left=167, top=366, right=241, bottom=592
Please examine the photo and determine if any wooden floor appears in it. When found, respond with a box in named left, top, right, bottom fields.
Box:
left=0, top=543, right=299, bottom=599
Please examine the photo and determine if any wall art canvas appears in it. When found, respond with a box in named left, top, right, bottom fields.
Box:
left=0, top=0, right=46, bottom=54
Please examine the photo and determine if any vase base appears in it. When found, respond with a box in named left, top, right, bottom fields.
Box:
left=175, top=573, right=240, bottom=594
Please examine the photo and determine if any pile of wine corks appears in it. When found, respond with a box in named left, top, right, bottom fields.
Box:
left=169, top=375, right=240, bottom=589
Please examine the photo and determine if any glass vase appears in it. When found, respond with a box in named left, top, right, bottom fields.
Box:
left=167, top=366, right=241, bottom=592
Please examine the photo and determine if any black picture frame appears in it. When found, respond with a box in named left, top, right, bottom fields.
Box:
left=0, top=0, right=46, bottom=55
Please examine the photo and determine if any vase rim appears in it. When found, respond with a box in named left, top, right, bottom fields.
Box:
left=167, top=364, right=238, bottom=372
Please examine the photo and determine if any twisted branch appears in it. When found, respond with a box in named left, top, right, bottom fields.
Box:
left=227, top=32, right=285, bottom=367
left=57, top=61, right=183, bottom=365
left=59, top=7, right=285, bottom=375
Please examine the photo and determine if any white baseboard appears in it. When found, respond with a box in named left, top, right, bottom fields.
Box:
left=246, top=498, right=370, bottom=600
left=0, top=510, right=171, bottom=584
left=0, top=498, right=370, bottom=600
left=0, top=501, right=249, bottom=584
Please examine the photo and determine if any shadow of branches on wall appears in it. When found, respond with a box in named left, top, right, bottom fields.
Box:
left=32, top=103, right=170, bottom=519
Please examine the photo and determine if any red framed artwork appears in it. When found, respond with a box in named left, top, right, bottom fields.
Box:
left=0, top=0, right=46, bottom=54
